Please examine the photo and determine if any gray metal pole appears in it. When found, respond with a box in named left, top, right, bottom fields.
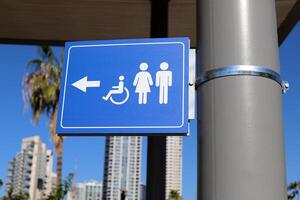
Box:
left=197, top=0, right=287, bottom=200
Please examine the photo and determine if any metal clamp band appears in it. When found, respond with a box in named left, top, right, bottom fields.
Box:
left=195, top=65, right=289, bottom=93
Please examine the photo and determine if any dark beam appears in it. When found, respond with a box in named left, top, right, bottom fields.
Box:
left=146, top=0, right=169, bottom=199
left=278, top=0, right=300, bottom=45
left=151, top=0, right=169, bottom=37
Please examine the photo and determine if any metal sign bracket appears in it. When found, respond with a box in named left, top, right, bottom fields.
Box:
left=194, top=65, right=289, bottom=94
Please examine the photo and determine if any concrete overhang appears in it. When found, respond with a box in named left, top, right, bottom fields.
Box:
left=0, top=0, right=298, bottom=46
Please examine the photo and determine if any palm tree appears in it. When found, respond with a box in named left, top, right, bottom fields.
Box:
left=22, top=46, right=63, bottom=185
left=43, top=173, right=74, bottom=200
left=288, top=182, right=300, bottom=200
left=168, top=190, right=182, bottom=200
left=2, top=191, right=28, bottom=200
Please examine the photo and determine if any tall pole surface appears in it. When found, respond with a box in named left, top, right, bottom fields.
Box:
left=146, top=0, right=169, bottom=200
left=197, top=0, right=287, bottom=200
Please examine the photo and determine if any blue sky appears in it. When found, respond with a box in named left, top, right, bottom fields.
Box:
left=281, top=22, right=300, bottom=184
left=0, top=22, right=299, bottom=200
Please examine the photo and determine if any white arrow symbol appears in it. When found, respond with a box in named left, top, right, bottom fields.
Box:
left=72, top=76, right=100, bottom=93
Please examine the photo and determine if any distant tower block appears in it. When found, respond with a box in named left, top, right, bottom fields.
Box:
left=102, top=136, right=142, bottom=200
left=6, top=136, right=55, bottom=200
left=165, top=136, right=183, bottom=200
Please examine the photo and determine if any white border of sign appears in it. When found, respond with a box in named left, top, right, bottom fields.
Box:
left=60, top=41, right=186, bottom=129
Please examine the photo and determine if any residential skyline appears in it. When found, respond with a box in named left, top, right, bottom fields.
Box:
left=4, top=135, right=182, bottom=200
left=0, top=22, right=299, bottom=200
left=67, top=180, right=103, bottom=200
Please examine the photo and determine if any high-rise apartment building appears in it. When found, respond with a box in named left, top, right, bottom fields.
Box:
left=6, top=136, right=55, bottom=200
left=68, top=180, right=103, bottom=200
left=102, top=136, right=141, bottom=200
left=139, top=184, right=146, bottom=200
left=165, top=136, right=182, bottom=200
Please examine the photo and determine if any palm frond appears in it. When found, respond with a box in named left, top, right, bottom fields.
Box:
left=22, top=47, right=61, bottom=124
left=26, top=59, right=43, bottom=72
left=39, top=46, right=59, bottom=65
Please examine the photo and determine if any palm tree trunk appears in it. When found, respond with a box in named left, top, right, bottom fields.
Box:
left=50, top=107, right=64, bottom=186
left=56, top=136, right=63, bottom=186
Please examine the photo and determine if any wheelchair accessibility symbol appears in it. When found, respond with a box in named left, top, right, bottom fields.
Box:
left=102, top=75, right=130, bottom=105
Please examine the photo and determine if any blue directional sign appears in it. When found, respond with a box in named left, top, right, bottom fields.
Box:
left=57, top=38, right=189, bottom=135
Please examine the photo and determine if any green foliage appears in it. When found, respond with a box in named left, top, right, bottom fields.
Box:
left=43, top=173, right=74, bottom=200
left=0, top=179, right=3, bottom=188
left=1, top=175, right=73, bottom=200
left=288, top=181, right=300, bottom=200
left=2, top=191, right=29, bottom=200
left=22, top=46, right=62, bottom=124
left=168, top=190, right=182, bottom=200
